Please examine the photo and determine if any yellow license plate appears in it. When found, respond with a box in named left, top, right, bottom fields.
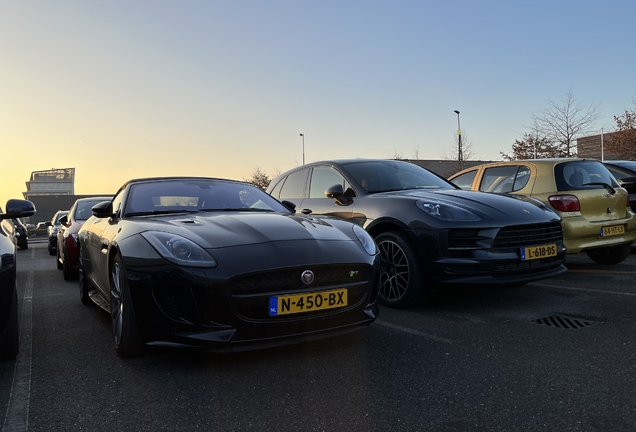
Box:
left=601, top=225, right=625, bottom=237
left=521, top=244, right=557, bottom=261
left=269, top=289, right=348, bottom=316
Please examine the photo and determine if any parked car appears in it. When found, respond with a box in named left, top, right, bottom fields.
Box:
left=11, top=218, right=29, bottom=250
left=77, top=177, right=380, bottom=357
left=449, top=158, right=636, bottom=265
left=57, top=197, right=112, bottom=280
left=48, top=210, right=69, bottom=255
left=36, top=221, right=51, bottom=230
left=602, top=160, right=636, bottom=213
left=267, top=159, right=567, bottom=308
left=0, top=199, right=36, bottom=361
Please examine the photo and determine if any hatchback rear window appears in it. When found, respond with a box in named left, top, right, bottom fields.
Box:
left=555, top=161, right=619, bottom=192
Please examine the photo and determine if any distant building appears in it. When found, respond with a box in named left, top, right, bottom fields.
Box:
left=22, top=168, right=111, bottom=224
left=576, top=132, right=620, bottom=160
left=403, top=159, right=495, bottom=178
left=24, top=168, right=75, bottom=199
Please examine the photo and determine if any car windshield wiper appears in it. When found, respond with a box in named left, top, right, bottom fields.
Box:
left=582, top=182, right=616, bottom=195
left=126, top=209, right=199, bottom=217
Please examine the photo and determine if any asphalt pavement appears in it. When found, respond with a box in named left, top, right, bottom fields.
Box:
left=2, top=240, right=636, bottom=432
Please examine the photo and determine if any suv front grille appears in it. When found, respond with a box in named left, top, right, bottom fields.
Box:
left=493, top=222, right=563, bottom=248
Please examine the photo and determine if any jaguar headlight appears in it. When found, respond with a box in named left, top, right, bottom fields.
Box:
left=416, top=199, right=481, bottom=221
left=140, top=231, right=218, bottom=268
left=353, top=225, right=377, bottom=255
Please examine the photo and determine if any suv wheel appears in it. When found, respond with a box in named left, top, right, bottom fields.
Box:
left=376, top=231, right=429, bottom=308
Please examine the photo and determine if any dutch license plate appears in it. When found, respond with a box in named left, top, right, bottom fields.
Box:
left=269, top=289, right=348, bottom=316
left=600, top=225, right=625, bottom=237
left=521, top=244, right=557, bottom=261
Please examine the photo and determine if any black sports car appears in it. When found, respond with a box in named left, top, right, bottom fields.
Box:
left=78, top=177, right=380, bottom=357
left=267, top=159, right=568, bottom=308
left=1, top=199, right=36, bottom=361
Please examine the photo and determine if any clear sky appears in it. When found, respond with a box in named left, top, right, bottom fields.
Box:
left=1, top=0, right=635, bottom=209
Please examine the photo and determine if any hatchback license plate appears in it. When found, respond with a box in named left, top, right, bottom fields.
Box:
left=600, top=225, right=625, bottom=237
left=521, top=244, right=557, bottom=261
left=269, top=289, right=348, bottom=316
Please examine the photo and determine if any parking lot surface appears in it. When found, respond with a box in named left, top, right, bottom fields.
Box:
left=2, top=241, right=636, bottom=431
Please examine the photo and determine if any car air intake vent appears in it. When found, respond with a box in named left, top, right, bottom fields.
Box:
left=494, top=222, right=563, bottom=248
left=447, top=229, right=488, bottom=250
left=231, top=264, right=370, bottom=294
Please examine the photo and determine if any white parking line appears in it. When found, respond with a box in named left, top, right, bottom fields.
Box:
left=3, top=271, right=33, bottom=432
left=533, top=282, right=636, bottom=297
left=375, top=320, right=454, bottom=344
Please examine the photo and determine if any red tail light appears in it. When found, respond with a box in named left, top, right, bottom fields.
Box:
left=627, top=195, right=631, bottom=210
left=548, top=195, right=581, bottom=212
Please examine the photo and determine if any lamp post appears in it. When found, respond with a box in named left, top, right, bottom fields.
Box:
left=454, top=110, right=463, bottom=170
left=299, top=133, right=305, bottom=165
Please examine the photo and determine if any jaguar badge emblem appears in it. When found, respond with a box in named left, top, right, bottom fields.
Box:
left=301, top=270, right=314, bottom=285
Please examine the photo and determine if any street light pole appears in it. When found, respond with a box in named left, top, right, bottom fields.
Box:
left=299, top=133, right=305, bottom=165
left=454, top=110, right=463, bottom=170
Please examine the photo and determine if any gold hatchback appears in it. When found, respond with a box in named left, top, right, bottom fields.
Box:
left=449, top=158, right=636, bottom=265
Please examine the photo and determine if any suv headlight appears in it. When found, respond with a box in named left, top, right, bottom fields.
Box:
left=416, top=199, right=481, bottom=221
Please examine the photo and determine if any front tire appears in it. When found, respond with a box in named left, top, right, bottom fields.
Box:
left=110, top=254, right=144, bottom=358
left=78, top=249, right=93, bottom=306
left=56, top=248, right=63, bottom=270
left=62, top=247, right=77, bottom=280
left=376, top=231, right=429, bottom=308
left=586, top=243, right=632, bottom=265
left=0, top=286, right=19, bottom=361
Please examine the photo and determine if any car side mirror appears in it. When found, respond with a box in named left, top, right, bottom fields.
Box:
left=0, top=199, right=36, bottom=220
left=92, top=201, right=116, bottom=218
left=58, top=215, right=68, bottom=225
left=324, top=184, right=350, bottom=205
left=281, top=200, right=296, bottom=213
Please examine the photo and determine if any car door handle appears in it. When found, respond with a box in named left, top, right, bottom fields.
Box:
left=301, top=208, right=312, bottom=214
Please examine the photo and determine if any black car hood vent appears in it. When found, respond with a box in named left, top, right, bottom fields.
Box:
left=175, top=219, right=203, bottom=226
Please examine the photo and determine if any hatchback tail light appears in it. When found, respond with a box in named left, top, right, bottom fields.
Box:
left=548, top=195, right=581, bottom=212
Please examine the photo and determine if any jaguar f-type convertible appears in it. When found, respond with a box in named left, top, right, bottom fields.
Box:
left=78, top=177, right=380, bottom=357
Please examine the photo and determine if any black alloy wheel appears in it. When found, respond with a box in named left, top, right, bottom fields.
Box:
left=586, top=243, right=632, bottom=265
left=110, top=254, right=144, bottom=358
left=376, top=231, right=428, bottom=308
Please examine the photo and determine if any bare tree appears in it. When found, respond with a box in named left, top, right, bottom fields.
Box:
left=411, top=146, right=421, bottom=160
left=442, top=133, right=476, bottom=172
left=531, top=89, right=601, bottom=157
left=605, top=96, right=636, bottom=159
left=500, top=132, right=565, bottom=160
left=244, top=166, right=271, bottom=191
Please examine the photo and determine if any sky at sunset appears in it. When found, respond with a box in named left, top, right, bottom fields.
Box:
left=2, top=1, right=635, bottom=210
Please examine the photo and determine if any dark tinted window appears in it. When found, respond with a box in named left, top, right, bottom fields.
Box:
left=480, top=165, right=530, bottom=193
left=279, top=169, right=309, bottom=200
left=309, top=166, right=348, bottom=198
left=343, top=160, right=454, bottom=192
left=75, top=200, right=108, bottom=220
left=451, top=170, right=477, bottom=190
left=555, top=161, right=619, bottom=191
